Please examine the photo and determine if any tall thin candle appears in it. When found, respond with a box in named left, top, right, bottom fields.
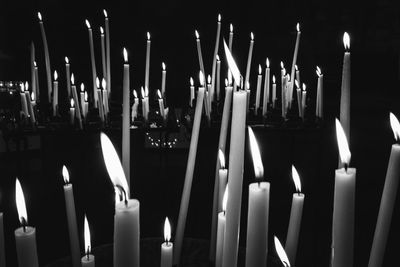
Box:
left=216, top=187, right=228, bottom=267
left=145, top=32, right=151, bottom=91
left=216, top=55, right=221, bottom=101
left=30, top=42, right=36, bottom=99
left=244, top=32, right=254, bottom=87
left=86, top=20, right=98, bottom=108
left=100, top=27, right=107, bottom=79
left=262, top=58, right=270, bottom=116
left=104, top=10, right=111, bottom=95
left=122, top=48, right=131, bottom=187
left=37, top=12, right=52, bottom=102
left=161, top=62, right=166, bottom=98
left=255, top=65, right=262, bottom=115
left=52, top=71, right=58, bottom=116
left=195, top=30, right=206, bottom=78
left=289, top=23, right=301, bottom=106
left=65, top=57, right=71, bottom=98
left=211, top=14, right=222, bottom=103
left=340, top=32, right=351, bottom=150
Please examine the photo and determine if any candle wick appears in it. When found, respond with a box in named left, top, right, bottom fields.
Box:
left=21, top=217, right=27, bottom=233
left=258, top=181, right=261, bottom=188
left=344, top=163, right=348, bottom=173
left=86, top=246, right=90, bottom=260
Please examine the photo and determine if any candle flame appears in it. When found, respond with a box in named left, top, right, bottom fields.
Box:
left=84, top=92, right=88, bottom=102
left=302, top=83, right=306, bottom=91
left=80, top=83, right=85, bottom=92
left=34, top=61, right=37, bottom=67
left=100, top=132, right=130, bottom=199
left=70, top=98, right=75, bottom=108
left=225, top=79, right=228, bottom=87
left=296, top=23, right=300, bottom=32
left=65, top=57, right=69, bottom=64
left=335, top=119, right=351, bottom=165
left=85, top=19, right=91, bottom=29
left=145, top=86, right=149, bottom=97
left=37, top=12, right=42, bottom=21
left=207, top=75, right=212, bottom=85
left=133, top=90, right=138, bottom=98
left=162, top=62, right=166, bottom=71
left=157, top=89, right=162, bottom=99
left=248, top=126, right=264, bottom=180
left=123, top=48, right=128, bottom=63
left=84, top=215, right=91, bottom=255
left=100, top=26, right=104, bottom=34
left=54, top=70, right=58, bottom=81
left=147, top=32, right=151, bottom=40
left=250, top=32, right=254, bottom=41
left=389, top=112, right=400, bottom=141
left=62, top=165, right=70, bottom=184
left=218, top=149, right=225, bottom=169
left=266, top=58, right=270, bottom=68
left=16, top=178, right=28, bottom=225
left=222, top=185, right=228, bottom=212
left=20, top=83, right=24, bottom=92
left=223, top=40, right=241, bottom=86
left=287, top=74, right=291, bottom=82
left=103, top=9, right=108, bottom=18
left=292, top=165, right=301, bottom=193
left=164, top=217, right=171, bottom=242
left=218, top=14, right=221, bottom=22
left=102, top=78, right=106, bottom=90
left=141, top=87, right=145, bottom=99
left=230, top=24, right=233, bottom=33
left=227, top=71, right=233, bottom=86
left=246, top=81, right=250, bottom=90
left=295, top=65, right=298, bottom=71
left=258, top=64, right=262, bottom=75
left=199, top=71, right=205, bottom=87
left=274, top=236, right=291, bottom=267
left=96, top=77, right=100, bottom=89
left=71, top=73, right=75, bottom=85
left=25, top=82, right=29, bottom=91
left=190, top=77, right=194, bottom=86
left=216, top=54, right=220, bottom=61
left=316, top=66, right=321, bottom=76
left=295, top=80, right=300, bottom=89
left=195, top=30, right=199, bottom=39
left=31, top=92, right=35, bottom=101
left=280, top=61, right=284, bottom=69
left=273, top=75, right=276, bottom=83
left=343, top=32, right=350, bottom=50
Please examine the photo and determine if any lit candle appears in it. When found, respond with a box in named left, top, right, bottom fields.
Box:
left=274, top=236, right=291, bottom=267
left=34, top=61, right=40, bottom=102
left=301, top=83, right=307, bottom=119
left=37, top=12, right=52, bottom=102
left=84, top=92, right=89, bottom=120
left=101, top=133, right=140, bottom=267
left=195, top=30, right=206, bottom=77
left=62, top=166, right=81, bottom=267
left=255, top=64, right=262, bottom=115
left=228, top=24, right=234, bottom=51
left=285, top=165, right=304, bottom=264
left=205, top=75, right=212, bottom=121
left=262, top=58, right=270, bottom=116
left=86, top=20, right=98, bottom=108
left=81, top=215, right=95, bottom=267
left=144, top=32, right=151, bottom=92
left=246, top=81, right=251, bottom=114
left=332, top=119, right=356, bottom=267
left=24, top=82, right=35, bottom=124
left=122, top=48, right=131, bottom=187
left=52, top=70, right=58, bottom=116
left=295, top=80, right=302, bottom=118
left=30, top=43, right=36, bottom=100
left=217, top=150, right=228, bottom=212
left=96, top=78, right=105, bottom=124
left=216, top=187, right=228, bottom=267
left=216, top=55, right=221, bottom=101
left=102, top=78, right=109, bottom=117
left=158, top=90, right=166, bottom=121
left=70, top=99, right=75, bottom=125
left=280, top=62, right=286, bottom=115
left=31, top=92, right=36, bottom=108
left=340, top=32, right=351, bottom=148
left=161, top=62, right=166, bottom=99
left=131, top=90, right=139, bottom=122
left=104, top=10, right=111, bottom=96
left=70, top=74, right=83, bottom=129
left=244, top=32, right=254, bottom=87
left=20, top=83, right=29, bottom=118
left=189, top=77, right=195, bottom=107
left=211, top=14, right=222, bottom=103
left=246, top=127, right=270, bottom=267
left=295, top=65, right=300, bottom=85
left=316, top=66, right=324, bottom=119
left=145, top=87, right=149, bottom=121
left=272, top=75, right=276, bottom=108
left=222, top=40, right=246, bottom=267
left=14, top=178, right=39, bottom=267
left=65, top=57, right=71, bottom=98
left=100, top=27, right=106, bottom=80
left=141, top=87, right=147, bottom=121
left=368, top=113, right=400, bottom=267
left=28, top=91, right=36, bottom=124
left=174, top=71, right=205, bottom=265
left=80, top=83, right=85, bottom=120
left=289, top=23, right=301, bottom=106
left=0, top=209, right=5, bottom=267
left=160, top=217, right=173, bottom=267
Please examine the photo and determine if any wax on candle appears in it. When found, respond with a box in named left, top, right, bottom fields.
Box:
left=81, top=215, right=95, bottom=267
left=216, top=187, right=228, bottom=267
left=52, top=70, right=58, bottom=116
left=102, top=78, right=109, bottom=117
left=34, top=61, right=40, bottom=102
left=217, top=150, right=228, bottom=212
left=62, top=166, right=81, bottom=267
left=158, top=90, right=166, bottom=120
left=96, top=78, right=105, bottom=123
left=100, top=27, right=107, bottom=80
left=295, top=80, right=302, bottom=118
left=340, top=32, right=351, bottom=148
left=274, top=236, right=291, bottom=267
left=86, top=19, right=98, bottom=108
left=316, top=66, right=324, bottom=119
left=37, top=12, right=52, bottom=102
left=262, top=58, right=270, bottom=116
left=65, top=57, right=71, bottom=98
left=295, top=65, right=300, bottom=85
left=80, top=84, right=86, bottom=120
left=131, top=90, right=139, bottom=122
left=161, top=217, right=173, bottom=267
left=272, top=75, right=276, bottom=108
left=122, top=48, right=131, bottom=187
left=228, top=24, right=234, bottom=51
left=84, top=92, right=89, bottom=120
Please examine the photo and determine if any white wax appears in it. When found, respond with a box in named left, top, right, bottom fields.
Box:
left=97, top=90, right=105, bottom=123
left=84, top=103, right=89, bottom=120
left=262, top=67, right=270, bottom=116
left=218, top=169, right=228, bottom=212
left=368, top=144, right=400, bottom=267
left=87, top=28, right=98, bottom=108
left=222, top=90, right=247, bottom=267
left=189, top=85, right=195, bottom=107
left=296, top=89, right=302, bottom=118
left=0, top=213, right=5, bottom=267
left=301, top=90, right=307, bottom=119
left=210, top=20, right=221, bottom=103
left=25, top=92, right=36, bottom=124
left=70, top=107, right=75, bottom=125
left=63, top=184, right=81, bottom=267
left=81, top=254, right=95, bottom=267
left=161, top=70, right=166, bottom=99
left=296, top=69, right=301, bottom=85
left=145, top=39, right=151, bottom=92
left=174, top=87, right=204, bottom=265
left=39, top=21, right=52, bottom=102
left=30, top=43, right=36, bottom=99
left=216, top=212, right=226, bottom=267
left=289, top=31, right=301, bottom=105
left=285, top=193, right=304, bottom=264
left=101, top=33, right=106, bottom=79
left=255, top=74, right=262, bottom=115
left=272, top=83, right=276, bottom=108
left=160, top=242, right=173, bottom=267
left=245, top=182, right=270, bottom=267
left=20, top=93, right=29, bottom=118
left=332, top=167, right=356, bottom=267
left=114, top=199, right=140, bottom=267
left=244, top=39, right=254, bottom=87
left=103, top=89, right=109, bottom=116
left=196, top=39, right=205, bottom=78
left=34, top=66, right=40, bottom=101
left=159, top=99, right=166, bottom=120
left=340, top=52, right=351, bottom=144
left=52, top=80, right=58, bottom=116
left=15, top=226, right=39, bottom=267
left=71, top=85, right=83, bottom=129
left=122, top=64, right=130, bottom=187
left=216, top=60, right=221, bottom=101
left=66, top=63, right=71, bottom=98
left=80, top=92, right=85, bottom=120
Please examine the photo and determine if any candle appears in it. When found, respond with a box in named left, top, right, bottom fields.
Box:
left=285, top=165, right=304, bottom=265
left=368, top=113, right=400, bottom=267
left=255, top=65, right=262, bottom=115
left=102, top=79, right=109, bottom=117
left=274, top=236, right=291, bottom=267
left=84, top=92, right=89, bottom=120
left=216, top=55, right=221, bottom=101
left=81, top=215, right=95, bottom=267
left=294, top=80, right=301, bottom=118
left=244, top=32, right=254, bottom=87
left=217, top=150, right=228, bottom=212
left=15, top=178, right=39, bottom=267
left=70, top=98, right=75, bottom=125
left=24, top=82, right=35, bottom=124
left=101, top=133, right=140, bottom=267
left=62, top=166, right=81, bottom=267
left=195, top=30, right=206, bottom=77
left=65, top=57, right=71, bottom=98
left=174, top=71, right=205, bottom=265
left=280, top=62, right=286, bottom=115
left=80, top=83, right=86, bottom=120
left=246, top=127, right=270, bottom=267
left=100, top=27, right=106, bottom=80
left=272, top=75, right=276, bottom=108
left=37, top=12, right=52, bottom=102
left=28, top=91, right=36, bottom=124
left=301, top=83, right=307, bottom=119
left=70, top=74, right=83, bottom=129
left=205, top=75, right=212, bottom=120
left=295, top=65, right=301, bottom=85
left=211, top=14, right=222, bottom=103
left=289, top=23, right=301, bottom=106
left=246, top=81, right=250, bottom=114
left=189, top=77, right=195, bottom=107
left=34, top=61, right=40, bottom=102
left=30, top=42, right=36, bottom=100
left=161, top=62, right=166, bottom=99
left=0, top=211, right=5, bottom=267
left=141, top=87, right=147, bottom=121
left=131, top=90, right=139, bottom=122
left=332, top=119, right=356, bottom=267
left=20, top=83, right=29, bottom=118
left=228, top=24, right=234, bottom=51
left=316, top=66, right=324, bottom=119
left=161, top=217, right=173, bottom=267
left=262, top=58, right=270, bottom=116
left=96, top=78, right=105, bottom=124
left=52, top=70, right=58, bottom=116
left=145, top=87, right=149, bottom=121
left=216, top=187, right=228, bottom=267
left=145, top=32, right=151, bottom=92
left=340, top=32, right=351, bottom=148
left=86, top=20, right=98, bottom=108
left=104, top=10, right=111, bottom=96
left=122, top=48, right=131, bottom=187
left=158, top=90, right=166, bottom=121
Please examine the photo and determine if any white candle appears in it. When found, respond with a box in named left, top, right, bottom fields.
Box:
left=211, top=14, right=222, bottom=103
left=96, top=78, right=105, bottom=124
left=301, top=83, right=307, bottom=119
left=340, top=32, right=351, bottom=147
left=80, top=84, right=86, bottom=120
left=161, top=218, right=173, bottom=267
left=274, top=236, right=291, bottom=267
left=368, top=113, right=400, bottom=267
left=122, top=48, right=131, bottom=187
left=15, top=178, right=39, bottom=267
left=246, top=81, right=251, bottom=114
left=295, top=80, right=302, bottom=118
left=289, top=23, right=301, bottom=106
left=218, top=150, right=228, bottom=212
left=244, top=32, right=254, bottom=87
left=0, top=212, right=4, bottom=267
left=131, top=90, right=139, bottom=122
left=86, top=20, right=98, bottom=108
left=81, top=215, right=95, bottom=267
left=295, top=65, right=300, bottom=85
left=272, top=75, right=276, bottom=108
left=24, top=82, right=36, bottom=124
left=332, top=119, right=356, bottom=267
left=316, top=66, right=324, bottom=119
left=70, top=75, right=83, bottom=129
left=100, top=133, right=140, bottom=267
left=189, top=77, right=195, bottom=107
left=216, top=187, right=228, bottom=267
left=52, top=71, right=58, bottom=116
left=37, top=12, right=52, bottom=102
left=34, top=62, right=40, bottom=102
left=280, top=63, right=286, bottom=115
left=62, top=166, right=81, bottom=267
left=246, top=127, right=269, bottom=267
left=228, top=24, right=234, bottom=51
left=70, top=99, right=75, bottom=125
left=20, top=83, right=29, bottom=118
left=216, top=55, right=221, bottom=101
left=30, top=43, right=36, bottom=100
left=174, top=72, right=205, bottom=265
left=255, top=65, right=262, bottom=115
left=141, top=87, right=146, bottom=121
left=144, top=32, right=151, bottom=92
left=84, top=92, right=89, bottom=120
left=262, top=58, right=270, bottom=116
left=158, top=90, right=166, bottom=120
left=195, top=30, right=206, bottom=77
left=161, top=62, right=166, bottom=99
left=205, top=75, right=212, bottom=120
left=145, top=87, right=149, bottom=121
left=285, top=165, right=304, bottom=265
left=100, top=27, right=106, bottom=80
left=102, top=79, right=109, bottom=117
left=65, top=57, right=71, bottom=98
left=104, top=10, right=111, bottom=96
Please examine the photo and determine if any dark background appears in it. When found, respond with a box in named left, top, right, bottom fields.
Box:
left=1, top=0, right=400, bottom=266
